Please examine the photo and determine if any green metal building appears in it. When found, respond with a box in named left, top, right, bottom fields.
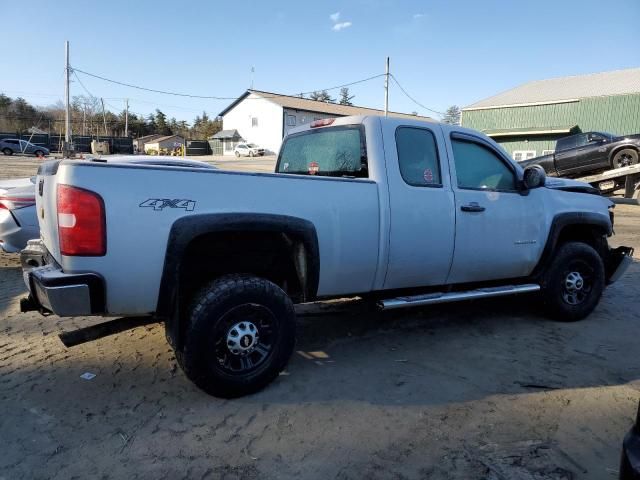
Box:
left=461, top=68, right=640, bottom=161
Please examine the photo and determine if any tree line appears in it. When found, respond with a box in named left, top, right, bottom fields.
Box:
left=0, top=93, right=222, bottom=139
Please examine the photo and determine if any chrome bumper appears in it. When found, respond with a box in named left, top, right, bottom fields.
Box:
left=21, top=240, right=104, bottom=316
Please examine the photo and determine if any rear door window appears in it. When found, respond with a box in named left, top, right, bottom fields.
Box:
left=395, top=127, right=441, bottom=186
left=277, top=125, right=367, bottom=178
left=556, top=135, right=578, bottom=151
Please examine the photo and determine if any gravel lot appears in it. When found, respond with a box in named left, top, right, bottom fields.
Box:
left=0, top=155, right=638, bottom=479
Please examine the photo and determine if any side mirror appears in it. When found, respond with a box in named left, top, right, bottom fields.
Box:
left=523, top=165, right=546, bottom=189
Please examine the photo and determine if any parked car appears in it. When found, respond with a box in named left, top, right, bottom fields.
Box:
left=0, top=177, right=38, bottom=253
left=620, top=401, right=640, bottom=479
left=0, top=156, right=216, bottom=253
left=519, top=131, right=640, bottom=178
left=234, top=143, right=265, bottom=157
left=20, top=116, right=632, bottom=398
left=0, top=139, right=50, bottom=157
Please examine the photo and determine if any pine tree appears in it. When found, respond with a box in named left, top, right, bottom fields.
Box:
left=338, top=87, right=354, bottom=106
left=442, top=105, right=461, bottom=125
left=309, top=90, right=335, bottom=103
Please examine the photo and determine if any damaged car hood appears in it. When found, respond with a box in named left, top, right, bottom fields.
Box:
left=544, top=177, right=600, bottom=195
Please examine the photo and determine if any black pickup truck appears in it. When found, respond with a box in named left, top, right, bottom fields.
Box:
left=519, top=131, right=640, bottom=178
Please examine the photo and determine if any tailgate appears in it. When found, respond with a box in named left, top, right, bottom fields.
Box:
left=35, top=160, right=63, bottom=262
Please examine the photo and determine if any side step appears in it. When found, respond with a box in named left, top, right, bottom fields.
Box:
left=378, top=284, right=540, bottom=310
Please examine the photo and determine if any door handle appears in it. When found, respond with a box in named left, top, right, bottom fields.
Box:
left=460, top=202, right=485, bottom=212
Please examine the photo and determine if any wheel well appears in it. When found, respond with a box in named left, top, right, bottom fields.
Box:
left=178, top=230, right=312, bottom=306
left=555, top=224, right=608, bottom=258
left=610, top=145, right=639, bottom=162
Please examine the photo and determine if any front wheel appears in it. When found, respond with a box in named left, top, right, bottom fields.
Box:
left=178, top=275, right=296, bottom=398
left=540, top=242, right=605, bottom=321
left=612, top=149, right=639, bottom=169
left=235, top=151, right=240, bottom=157
left=34, top=150, right=44, bottom=157
left=2, top=148, right=12, bottom=156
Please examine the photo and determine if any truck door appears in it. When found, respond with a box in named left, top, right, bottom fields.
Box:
left=553, top=135, right=579, bottom=175
left=580, top=133, right=611, bottom=169
left=446, top=132, right=545, bottom=284
left=382, top=123, right=456, bottom=289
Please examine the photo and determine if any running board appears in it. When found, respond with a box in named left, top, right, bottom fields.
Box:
left=378, top=284, right=540, bottom=310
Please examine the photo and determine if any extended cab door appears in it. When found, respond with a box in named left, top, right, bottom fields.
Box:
left=446, top=132, right=545, bottom=284
left=382, top=122, right=456, bottom=289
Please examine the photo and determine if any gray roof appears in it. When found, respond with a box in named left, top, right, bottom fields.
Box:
left=219, top=90, right=433, bottom=121
left=210, top=129, right=242, bottom=139
left=153, top=135, right=184, bottom=142
left=465, top=67, right=640, bottom=110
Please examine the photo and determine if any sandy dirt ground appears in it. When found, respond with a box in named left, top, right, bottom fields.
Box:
left=0, top=156, right=639, bottom=479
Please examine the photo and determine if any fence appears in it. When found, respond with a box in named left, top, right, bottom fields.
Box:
left=0, top=132, right=134, bottom=154
left=0, top=133, right=214, bottom=156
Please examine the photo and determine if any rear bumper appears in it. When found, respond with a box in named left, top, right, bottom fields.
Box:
left=20, top=240, right=105, bottom=316
left=607, top=246, right=634, bottom=284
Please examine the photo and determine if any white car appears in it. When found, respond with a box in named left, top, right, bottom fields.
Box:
left=234, top=143, right=265, bottom=157
left=20, top=116, right=633, bottom=398
left=0, top=177, right=38, bottom=253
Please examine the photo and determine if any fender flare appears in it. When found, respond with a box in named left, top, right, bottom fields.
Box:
left=531, top=211, right=611, bottom=279
left=156, top=213, right=320, bottom=349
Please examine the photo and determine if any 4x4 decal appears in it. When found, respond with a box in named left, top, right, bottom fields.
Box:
left=140, top=199, right=196, bottom=211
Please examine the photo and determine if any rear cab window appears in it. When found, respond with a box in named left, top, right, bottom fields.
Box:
left=395, top=127, right=442, bottom=187
left=276, top=125, right=367, bottom=178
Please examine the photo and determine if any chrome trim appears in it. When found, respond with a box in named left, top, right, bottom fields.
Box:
left=378, top=284, right=541, bottom=310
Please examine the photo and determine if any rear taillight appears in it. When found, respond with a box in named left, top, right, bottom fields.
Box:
left=0, top=196, right=36, bottom=210
left=57, top=184, right=106, bottom=256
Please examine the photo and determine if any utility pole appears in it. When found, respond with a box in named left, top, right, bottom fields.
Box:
left=100, top=98, right=108, bottom=136
left=124, top=99, right=129, bottom=137
left=82, top=106, right=86, bottom=136
left=64, top=41, right=71, bottom=156
left=384, top=56, right=389, bottom=117
left=250, top=66, right=255, bottom=90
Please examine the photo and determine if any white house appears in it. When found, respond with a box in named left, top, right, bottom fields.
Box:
left=214, top=90, right=433, bottom=155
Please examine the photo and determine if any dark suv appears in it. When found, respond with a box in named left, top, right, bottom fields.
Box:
left=519, top=131, right=640, bottom=178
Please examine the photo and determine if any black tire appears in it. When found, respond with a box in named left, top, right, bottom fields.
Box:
left=249, top=151, right=254, bottom=157
left=540, top=242, right=605, bottom=321
left=235, top=151, right=240, bottom=157
left=612, top=148, right=639, bottom=169
left=34, top=150, right=44, bottom=157
left=178, top=274, right=296, bottom=398
left=2, top=148, right=12, bottom=156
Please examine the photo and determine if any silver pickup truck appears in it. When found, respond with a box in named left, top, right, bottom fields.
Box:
left=21, top=115, right=633, bottom=397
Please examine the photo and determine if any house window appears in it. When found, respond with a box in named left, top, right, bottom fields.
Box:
left=542, top=149, right=554, bottom=156
left=251, top=117, right=259, bottom=127
left=512, top=150, right=536, bottom=161
left=287, top=115, right=296, bottom=126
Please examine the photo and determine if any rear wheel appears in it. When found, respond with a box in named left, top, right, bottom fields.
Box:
left=34, top=150, right=44, bottom=157
left=540, top=242, right=605, bottom=321
left=235, top=151, right=240, bottom=157
left=612, top=149, right=639, bottom=169
left=178, top=275, right=296, bottom=398
left=2, top=148, right=12, bottom=156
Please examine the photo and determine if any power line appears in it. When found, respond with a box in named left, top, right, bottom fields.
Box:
left=71, top=66, right=385, bottom=100
left=390, top=74, right=445, bottom=116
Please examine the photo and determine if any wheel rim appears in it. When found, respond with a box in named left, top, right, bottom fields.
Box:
left=213, top=303, right=277, bottom=375
left=616, top=152, right=636, bottom=168
left=561, top=262, right=593, bottom=305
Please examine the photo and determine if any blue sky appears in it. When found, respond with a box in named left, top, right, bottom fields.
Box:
left=2, top=0, right=639, bottom=122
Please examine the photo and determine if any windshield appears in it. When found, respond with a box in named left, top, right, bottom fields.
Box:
left=246, top=143, right=257, bottom=148
left=276, top=125, right=367, bottom=177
